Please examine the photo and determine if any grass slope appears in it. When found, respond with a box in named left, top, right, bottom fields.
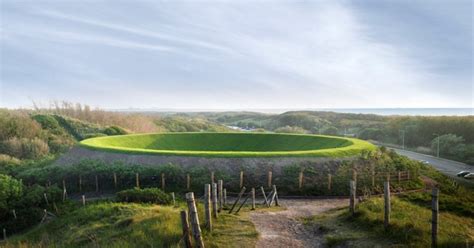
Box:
left=303, top=196, right=474, bottom=247
left=4, top=201, right=258, bottom=248
left=80, top=132, right=375, bottom=157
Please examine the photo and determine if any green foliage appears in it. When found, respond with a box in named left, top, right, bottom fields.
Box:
left=431, top=134, right=466, bottom=158
left=5, top=203, right=183, bottom=247
left=104, top=126, right=128, bottom=136
left=0, top=174, right=23, bottom=218
left=274, top=125, right=307, bottom=134
left=155, top=116, right=230, bottom=132
left=116, top=188, right=171, bottom=204
left=80, top=132, right=375, bottom=157
left=0, top=137, right=50, bottom=160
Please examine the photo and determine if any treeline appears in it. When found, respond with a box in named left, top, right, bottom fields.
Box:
left=0, top=109, right=128, bottom=166
left=201, top=111, right=474, bottom=164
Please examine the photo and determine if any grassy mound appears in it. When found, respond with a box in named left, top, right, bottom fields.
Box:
left=80, top=132, right=375, bottom=157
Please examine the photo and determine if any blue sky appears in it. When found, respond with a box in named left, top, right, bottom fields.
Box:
left=0, top=0, right=472, bottom=109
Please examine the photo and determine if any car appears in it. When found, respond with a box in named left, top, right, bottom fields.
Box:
left=464, top=173, right=474, bottom=179
left=457, top=171, right=471, bottom=177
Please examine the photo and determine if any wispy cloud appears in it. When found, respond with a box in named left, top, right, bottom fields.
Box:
left=0, top=1, right=471, bottom=109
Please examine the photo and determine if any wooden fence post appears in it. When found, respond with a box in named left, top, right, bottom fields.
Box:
left=371, top=164, right=375, bottom=187
left=218, top=180, right=223, bottom=211
left=398, top=171, right=401, bottom=183
left=186, top=173, right=191, bottom=190
left=185, top=192, right=205, bottom=248
left=95, top=175, right=99, bottom=193
left=171, top=192, right=176, bottom=206
left=235, top=192, right=250, bottom=214
left=204, top=184, right=212, bottom=231
left=267, top=171, right=272, bottom=188
left=43, top=193, right=49, bottom=206
left=239, top=171, right=244, bottom=188
left=212, top=183, right=218, bottom=218
left=352, top=169, right=357, bottom=184
left=407, top=171, right=410, bottom=180
left=3, top=228, right=6, bottom=240
left=432, top=188, right=439, bottom=248
left=269, top=185, right=279, bottom=206
left=82, top=195, right=86, bottom=207
left=161, top=173, right=165, bottom=191
left=298, top=171, right=304, bottom=189
left=211, top=171, right=215, bottom=184
left=328, top=174, right=332, bottom=191
left=223, top=188, right=227, bottom=206
left=260, top=186, right=268, bottom=206
left=136, top=173, right=140, bottom=188
left=12, top=209, right=17, bottom=219
left=180, top=210, right=193, bottom=248
left=384, top=181, right=391, bottom=229
left=229, top=187, right=246, bottom=214
left=62, top=179, right=67, bottom=202
left=79, top=175, right=82, bottom=192
left=349, top=180, right=356, bottom=216
left=113, top=173, right=117, bottom=189
left=251, top=188, right=256, bottom=210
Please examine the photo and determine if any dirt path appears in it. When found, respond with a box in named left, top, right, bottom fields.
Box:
left=250, top=198, right=348, bottom=248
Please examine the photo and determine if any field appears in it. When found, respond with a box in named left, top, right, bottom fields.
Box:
left=79, top=132, right=375, bottom=157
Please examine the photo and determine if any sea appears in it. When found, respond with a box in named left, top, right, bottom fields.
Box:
left=118, top=108, right=473, bottom=116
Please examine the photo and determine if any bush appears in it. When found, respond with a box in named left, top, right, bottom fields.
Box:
left=0, top=137, right=50, bottom=160
left=0, top=154, right=21, bottom=167
left=116, top=188, right=171, bottom=204
left=0, top=174, right=23, bottom=218
left=104, top=126, right=127, bottom=136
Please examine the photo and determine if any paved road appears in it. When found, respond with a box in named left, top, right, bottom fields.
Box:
left=391, top=148, right=473, bottom=180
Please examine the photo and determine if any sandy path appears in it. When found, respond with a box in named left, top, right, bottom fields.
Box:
left=250, top=198, right=348, bottom=248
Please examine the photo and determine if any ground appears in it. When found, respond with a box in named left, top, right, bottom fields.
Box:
left=249, top=198, right=347, bottom=248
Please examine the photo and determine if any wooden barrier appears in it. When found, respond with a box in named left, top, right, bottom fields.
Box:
left=185, top=192, right=205, bottom=247
left=212, top=183, right=218, bottom=218
left=43, top=193, right=49, bottom=206
left=235, top=192, right=250, bottom=214
left=180, top=210, right=192, bottom=248
left=161, top=173, right=165, bottom=191
left=260, top=186, right=268, bottom=206
left=349, top=180, right=356, bottom=215
left=239, top=171, right=244, bottom=188
left=186, top=173, right=191, bottom=190
left=95, top=175, right=99, bottom=193
left=113, top=173, right=117, bottom=189
left=211, top=171, right=215, bottom=184
left=204, top=184, right=212, bottom=231
left=328, top=174, right=332, bottom=191
left=82, top=195, right=86, bottom=207
left=432, top=188, right=439, bottom=248
left=267, top=171, right=272, bottom=188
left=229, top=187, right=246, bottom=214
left=251, top=188, right=256, bottom=210
left=298, top=171, right=304, bottom=189
left=171, top=192, right=176, bottom=206
left=218, top=180, right=223, bottom=211
left=384, top=181, right=390, bottom=229
left=136, top=173, right=140, bottom=188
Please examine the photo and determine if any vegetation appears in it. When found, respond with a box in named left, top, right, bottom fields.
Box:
left=4, top=197, right=258, bottom=247
left=199, top=111, right=474, bottom=163
left=80, top=132, right=375, bottom=157
left=116, top=188, right=172, bottom=204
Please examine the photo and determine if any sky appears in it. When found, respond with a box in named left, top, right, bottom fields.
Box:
left=0, top=0, right=472, bottom=110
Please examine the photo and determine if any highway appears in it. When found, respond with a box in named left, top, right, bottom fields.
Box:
left=391, top=148, right=473, bottom=181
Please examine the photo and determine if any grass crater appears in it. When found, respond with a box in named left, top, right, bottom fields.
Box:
left=79, top=132, right=375, bottom=157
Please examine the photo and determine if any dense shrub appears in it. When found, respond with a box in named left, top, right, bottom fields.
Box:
left=104, top=126, right=127, bottom=136
left=0, top=137, right=50, bottom=160
left=116, top=188, right=171, bottom=204
left=274, top=126, right=307, bottom=134
left=0, top=174, right=23, bottom=218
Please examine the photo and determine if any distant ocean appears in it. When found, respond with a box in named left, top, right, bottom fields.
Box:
left=117, top=108, right=473, bottom=116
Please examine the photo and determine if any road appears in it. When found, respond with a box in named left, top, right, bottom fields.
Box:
left=391, top=148, right=473, bottom=179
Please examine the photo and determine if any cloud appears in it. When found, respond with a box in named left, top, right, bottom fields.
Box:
left=0, top=1, right=471, bottom=109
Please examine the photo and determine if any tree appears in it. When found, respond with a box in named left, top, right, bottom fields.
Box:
left=0, top=174, right=23, bottom=218
left=431, top=134, right=465, bottom=158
